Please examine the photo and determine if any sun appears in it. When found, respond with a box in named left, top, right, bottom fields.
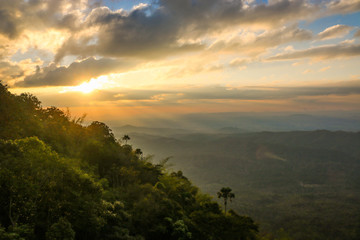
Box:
left=72, top=80, right=101, bottom=94
left=61, top=75, right=110, bottom=94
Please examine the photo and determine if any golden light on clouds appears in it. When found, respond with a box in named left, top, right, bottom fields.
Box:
left=60, top=75, right=111, bottom=94
left=1, top=0, right=360, bottom=123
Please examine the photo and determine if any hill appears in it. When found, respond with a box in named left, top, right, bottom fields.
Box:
left=118, top=128, right=360, bottom=240
left=0, top=82, right=258, bottom=240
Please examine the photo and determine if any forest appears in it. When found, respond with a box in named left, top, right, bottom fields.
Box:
left=0, top=82, right=261, bottom=239
left=115, top=122, right=360, bottom=240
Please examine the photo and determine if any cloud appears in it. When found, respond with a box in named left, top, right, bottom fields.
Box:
left=16, top=57, right=134, bottom=87
left=164, top=61, right=225, bottom=79
left=229, top=58, right=249, bottom=70
left=53, top=0, right=354, bottom=61
left=229, top=58, right=249, bottom=67
left=209, top=25, right=312, bottom=56
left=70, top=80, right=360, bottom=105
left=1, top=0, right=359, bottom=52
left=180, top=83, right=360, bottom=101
left=0, top=61, right=24, bottom=82
left=268, top=43, right=360, bottom=61
left=354, top=29, right=360, bottom=38
left=30, top=80, right=360, bottom=112
left=326, top=0, right=360, bottom=15
left=0, top=0, right=88, bottom=39
left=54, top=4, right=208, bottom=62
left=0, top=57, right=47, bottom=85
left=0, top=9, right=20, bottom=39
left=317, top=24, right=353, bottom=40
left=156, top=0, right=317, bottom=30
left=319, top=66, right=331, bottom=72
left=2, top=0, right=360, bottom=88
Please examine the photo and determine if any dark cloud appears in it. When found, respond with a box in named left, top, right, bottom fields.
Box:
left=2, top=0, right=358, bottom=61
left=2, top=0, right=360, bottom=88
left=326, top=0, right=360, bottom=15
left=54, top=0, right=356, bottom=61
left=155, top=0, right=320, bottom=32
left=0, top=9, right=20, bottom=39
left=55, top=4, right=206, bottom=62
left=268, top=43, right=360, bottom=61
left=16, top=57, right=134, bottom=87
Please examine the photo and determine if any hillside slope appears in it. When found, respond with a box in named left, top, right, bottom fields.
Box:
left=0, top=83, right=259, bottom=240
left=122, top=129, right=360, bottom=240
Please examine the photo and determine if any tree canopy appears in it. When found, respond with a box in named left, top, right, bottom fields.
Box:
left=0, top=82, right=259, bottom=240
left=217, top=187, right=235, bottom=214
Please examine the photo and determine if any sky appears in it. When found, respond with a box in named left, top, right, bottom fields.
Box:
left=1, top=0, right=360, bottom=124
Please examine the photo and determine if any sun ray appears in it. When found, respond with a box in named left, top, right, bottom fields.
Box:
left=60, top=75, right=110, bottom=94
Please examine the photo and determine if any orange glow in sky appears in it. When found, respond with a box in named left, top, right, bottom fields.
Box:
left=60, top=76, right=111, bottom=94
left=2, top=0, right=360, bottom=123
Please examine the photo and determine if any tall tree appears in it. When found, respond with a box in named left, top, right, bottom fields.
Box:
left=122, top=135, right=130, bottom=144
left=217, top=187, right=235, bottom=214
left=135, top=148, right=143, bottom=159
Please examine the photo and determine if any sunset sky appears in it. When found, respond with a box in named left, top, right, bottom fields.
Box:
left=1, top=0, right=360, bottom=123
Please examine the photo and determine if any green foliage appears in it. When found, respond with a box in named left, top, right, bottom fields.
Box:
left=46, top=218, right=75, bottom=240
left=217, top=187, right=235, bottom=214
left=0, top=224, right=33, bottom=240
left=0, top=137, right=104, bottom=239
left=0, top=82, right=259, bottom=239
left=127, top=127, right=360, bottom=240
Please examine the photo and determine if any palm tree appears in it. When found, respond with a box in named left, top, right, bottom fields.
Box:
left=122, top=135, right=130, bottom=144
left=217, top=187, right=235, bottom=214
left=135, top=148, right=143, bottom=159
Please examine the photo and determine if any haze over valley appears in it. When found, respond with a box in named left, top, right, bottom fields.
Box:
left=115, top=124, right=360, bottom=240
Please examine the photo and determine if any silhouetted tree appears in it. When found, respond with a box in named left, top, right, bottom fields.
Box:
left=217, top=187, right=235, bottom=214
left=135, top=148, right=143, bottom=159
left=122, top=135, right=130, bottom=144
